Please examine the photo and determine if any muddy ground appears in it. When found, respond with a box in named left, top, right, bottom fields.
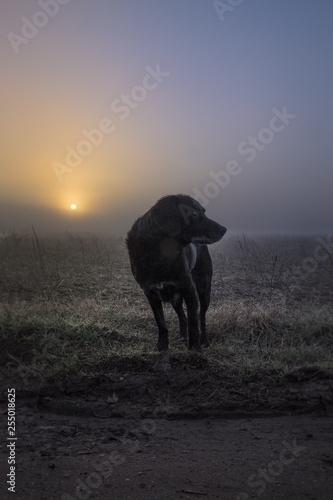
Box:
left=1, top=234, right=333, bottom=499
left=1, top=369, right=333, bottom=500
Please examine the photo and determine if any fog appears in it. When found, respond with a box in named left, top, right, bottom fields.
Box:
left=1, top=1, right=332, bottom=236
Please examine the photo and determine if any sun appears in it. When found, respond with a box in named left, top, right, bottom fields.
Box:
left=70, top=204, right=77, bottom=210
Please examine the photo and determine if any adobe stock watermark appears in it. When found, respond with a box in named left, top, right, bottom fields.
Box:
left=52, top=64, right=170, bottom=182
left=6, top=349, right=46, bottom=389
left=236, top=438, right=307, bottom=499
left=213, top=0, right=245, bottom=22
left=61, top=418, right=157, bottom=500
left=291, top=235, right=333, bottom=278
left=193, top=106, right=296, bottom=207
left=7, top=0, right=72, bottom=54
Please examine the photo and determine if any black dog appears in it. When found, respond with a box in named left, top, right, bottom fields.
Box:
left=126, top=194, right=226, bottom=351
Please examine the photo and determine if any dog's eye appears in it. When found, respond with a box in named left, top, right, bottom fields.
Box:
left=192, top=211, right=199, bottom=217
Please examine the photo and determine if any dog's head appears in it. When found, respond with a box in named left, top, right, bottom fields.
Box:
left=151, top=194, right=226, bottom=244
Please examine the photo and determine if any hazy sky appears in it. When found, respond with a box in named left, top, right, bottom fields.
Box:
left=1, top=0, right=332, bottom=236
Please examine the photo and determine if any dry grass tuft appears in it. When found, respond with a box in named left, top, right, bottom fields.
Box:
left=1, top=232, right=332, bottom=396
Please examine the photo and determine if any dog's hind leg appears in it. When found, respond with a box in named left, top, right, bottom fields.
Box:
left=170, top=293, right=187, bottom=343
left=145, top=291, right=169, bottom=351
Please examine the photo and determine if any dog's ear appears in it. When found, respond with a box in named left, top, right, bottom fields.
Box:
left=151, top=201, right=182, bottom=236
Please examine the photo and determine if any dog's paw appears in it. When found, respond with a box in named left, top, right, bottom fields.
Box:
left=189, top=343, right=202, bottom=353
left=153, top=352, right=171, bottom=372
left=156, top=341, right=169, bottom=352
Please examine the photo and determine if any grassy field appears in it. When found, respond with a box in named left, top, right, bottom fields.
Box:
left=1, top=231, right=332, bottom=411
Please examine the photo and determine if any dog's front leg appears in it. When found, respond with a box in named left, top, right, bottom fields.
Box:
left=181, top=283, right=201, bottom=352
left=144, top=291, right=169, bottom=351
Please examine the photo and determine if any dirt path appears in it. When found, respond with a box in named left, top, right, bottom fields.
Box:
left=1, top=397, right=333, bottom=500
